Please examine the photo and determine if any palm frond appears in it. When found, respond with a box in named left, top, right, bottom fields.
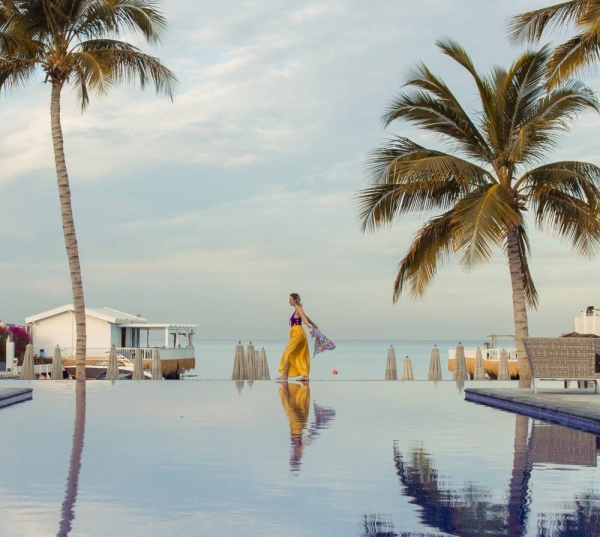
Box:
left=393, top=210, right=456, bottom=301
left=452, top=184, right=521, bottom=269
left=387, top=61, right=492, bottom=161
left=75, top=38, right=177, bottom=100
left=358, top=137, right=492, bottom=231
left=508, top=1, right=587, bottom=44
left=435, top=38, right=498, bottom=136
left=507, top=81, right=598, bottom=165
left=547, top=33, right=600, bottom=88
left=519, top=161, right=600, bottom=198
left=0, top=56, right=38, bottom=90
left=73, top=0, right=168, bottom=44
left=530, top=171, right=600, bottom=258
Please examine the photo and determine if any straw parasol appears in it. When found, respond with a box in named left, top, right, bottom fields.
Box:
left=473, top=347, right=485, bottom=380
left=151, top=348, right=163, bottom=380
left=427, top=345, right=442, bottom=381
left=106, top=344, right=119, bottom=381
left=257, top=347, right=270, bottom=380
left=51, top=345, right=64, bottom=380
left=498, top=348, right=510, bottom=380
left=231, top=342, right=246, bottom=380
left=132, top=348, right=144, bottom=380
left=453, top=342, right=469, bottom=381
left=20, top=343, right=35, bottom=380
left=246, top=342, right=256, bottom=381
left=401, top=356, right=414, bottom=380
left=385, top=345, right=398, bottom=380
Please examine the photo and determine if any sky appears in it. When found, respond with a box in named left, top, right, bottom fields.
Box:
left=2, top=0, right=600, bottom=341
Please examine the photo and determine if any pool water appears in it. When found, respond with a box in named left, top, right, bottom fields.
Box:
left=1, top=380, right=599, bottom=536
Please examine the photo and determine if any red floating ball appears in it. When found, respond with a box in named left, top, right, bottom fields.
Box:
left=332, top=369, right=338, bottom=375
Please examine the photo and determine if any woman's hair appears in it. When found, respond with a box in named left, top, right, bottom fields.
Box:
left=290, top=293, right=302, bottom=306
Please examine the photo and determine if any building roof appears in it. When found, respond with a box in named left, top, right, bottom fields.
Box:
left=25, top=304, right=148, bottom=324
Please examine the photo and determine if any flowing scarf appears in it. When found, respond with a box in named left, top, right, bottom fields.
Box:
left=309, top=327, right=336, bottom=357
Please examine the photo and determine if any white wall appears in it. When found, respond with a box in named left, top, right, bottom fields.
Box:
left=30, top=311, right=111, bottom=353
left=575, top=314, right=600, bottom=335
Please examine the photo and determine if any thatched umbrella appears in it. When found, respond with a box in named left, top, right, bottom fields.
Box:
left=498, top=348, right=510, bottom=380
left=257, top=347, right=270, bottom=380
left=385, top=345, right=398, bottom=380
left=401, top=356, right=414, bottom=380
left=106, top=344, right=119, bottom=381
left=246, top=342, right=256, bottom=381
left=132, top=348, right=144, bottom=380
left=20, top=343, right=35, bottom=380
left=51, top=345, right=64, bottom=380
left=151, top=348, right=163, bottom=380
left=453, top=342, right=468, bottom=381
left=427, top=345, right=442, bottom=381
left=231, top=342, right=246, bottom=380
left=473, top=347, right=485, bottom=380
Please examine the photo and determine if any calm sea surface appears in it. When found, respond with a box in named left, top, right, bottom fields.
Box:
left=0, top=380, right=599, bottom=536
left=188, top=338, right=516, bottom=380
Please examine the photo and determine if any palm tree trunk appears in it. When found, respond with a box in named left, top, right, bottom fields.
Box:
left=50, top=82, right=87, bottom=383
left=507, top=414, right=531, bottom=537
left=507, top=227, right=531, bottom=387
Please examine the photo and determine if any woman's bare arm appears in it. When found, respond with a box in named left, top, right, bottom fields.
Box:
left=297, top=306, right=317, bottom=329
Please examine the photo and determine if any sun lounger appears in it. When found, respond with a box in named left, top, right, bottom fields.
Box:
left=523, top=337, right=600, bottom=394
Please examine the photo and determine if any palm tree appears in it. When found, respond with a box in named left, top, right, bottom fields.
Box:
left=357, top=41, right=600, bottom=385
left=509, top=1, right=600, bottom=88
left=0, top=0, right=177, bottom=381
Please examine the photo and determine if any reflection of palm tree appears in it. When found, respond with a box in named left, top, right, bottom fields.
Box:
left=537, top=491, right=600, bottom=537
left=57, top=382, right=86, bottom=537
left=508, top=415, right=532, bottom=537
left=394, top=443, right=509, bottom=536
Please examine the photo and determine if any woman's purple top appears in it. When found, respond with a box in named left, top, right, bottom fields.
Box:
left=290, top=311, right=302, bottom=326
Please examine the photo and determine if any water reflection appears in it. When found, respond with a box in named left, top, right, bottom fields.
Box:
left=278, top=381, right=336, bottom=473
left=57, top=382, right=86, bottom=537
left=389, top=415, right=600, bottom=537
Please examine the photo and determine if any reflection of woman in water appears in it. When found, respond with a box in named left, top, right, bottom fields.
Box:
left=279, top=381, right=311, bottom=473
left=277, top=293, right=317, bottom=381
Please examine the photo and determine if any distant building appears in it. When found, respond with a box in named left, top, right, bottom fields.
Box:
left=25, top=304, right=197, bottom=359
left=574, top=306, right=600, bottom=336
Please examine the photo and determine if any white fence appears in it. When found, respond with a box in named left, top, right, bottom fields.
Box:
left=36, top=347, right=195, bottom=360
left=448, top=348, right=518, bottom=361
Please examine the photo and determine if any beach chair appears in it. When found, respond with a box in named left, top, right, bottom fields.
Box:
left=523, top=337, right=600, bottom=394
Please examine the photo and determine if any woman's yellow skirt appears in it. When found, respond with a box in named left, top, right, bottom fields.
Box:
left=279, top=325, right=310, bottom=378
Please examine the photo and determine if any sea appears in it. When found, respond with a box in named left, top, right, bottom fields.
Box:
left=186, top=338, right=517, bottom=380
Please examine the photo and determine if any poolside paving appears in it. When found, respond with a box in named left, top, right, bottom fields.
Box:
left=465, top=387, right=600, bottom=434
left=0, top=387, right=33, bottom=408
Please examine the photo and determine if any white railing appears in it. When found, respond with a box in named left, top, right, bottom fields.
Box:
left=448, top=348, right=518, bottom=361
left=39, top=347, right=195, bottom=360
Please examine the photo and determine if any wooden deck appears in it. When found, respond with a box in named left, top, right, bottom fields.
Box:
left=465, top=387, right=600, bottom=434
left=0, top=387, right=33, bottom=409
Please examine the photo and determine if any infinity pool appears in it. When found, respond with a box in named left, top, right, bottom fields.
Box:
left=1, top=380, right=599, bottom=536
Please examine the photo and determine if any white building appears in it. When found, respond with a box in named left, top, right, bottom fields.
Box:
left=25, top=304, right=197, bottom=359
left=574, top=306, right=600, bottom=336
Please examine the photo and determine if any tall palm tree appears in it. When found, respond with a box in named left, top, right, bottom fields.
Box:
left=509, top=1, right=600, bottom=88
left=0, top=0, right=177, bottom=381
left=357, top=41, right=600, bottom=385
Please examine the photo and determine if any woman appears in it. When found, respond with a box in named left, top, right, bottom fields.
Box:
left=277, top=293, right=317, bottom=381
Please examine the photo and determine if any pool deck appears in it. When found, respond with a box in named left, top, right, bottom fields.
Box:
left=0, top=388, right=33, bottom=409
left=465, top=387, right=600, bottom=434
